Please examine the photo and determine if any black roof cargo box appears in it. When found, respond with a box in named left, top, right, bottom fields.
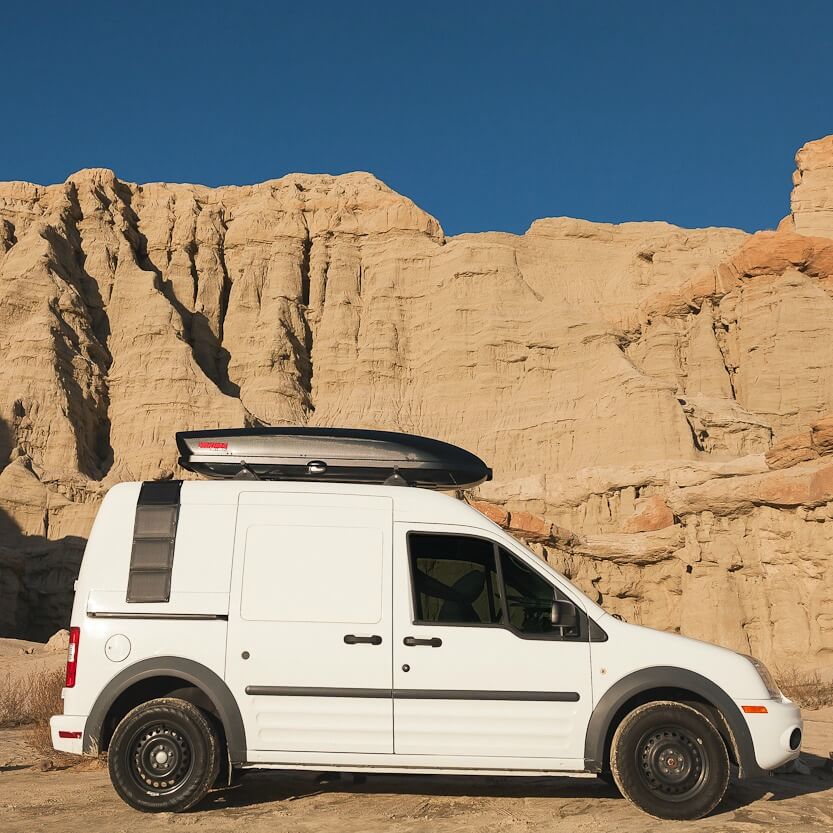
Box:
left=176, top=427, right=492, bottom=489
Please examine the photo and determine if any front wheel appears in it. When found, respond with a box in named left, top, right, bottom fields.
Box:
left=108, top=697, right=221, bottom=812
left=610, top=701, right=729, bottom=820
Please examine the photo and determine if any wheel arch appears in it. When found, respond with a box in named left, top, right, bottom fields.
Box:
left=584, top=667, right=764, bottom=778
left=82, top=656, right=246, bottom=764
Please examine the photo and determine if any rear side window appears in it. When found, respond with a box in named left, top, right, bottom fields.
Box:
left=410, top=534, right=501, bottom=625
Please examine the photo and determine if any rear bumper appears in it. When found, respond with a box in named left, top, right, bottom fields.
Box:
left=49, top=714, right=86, bottom=756
left=738, top=698, right=802, bottom=772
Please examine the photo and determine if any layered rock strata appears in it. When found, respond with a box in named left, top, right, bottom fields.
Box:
left=1, top=139, right=833, bottom=675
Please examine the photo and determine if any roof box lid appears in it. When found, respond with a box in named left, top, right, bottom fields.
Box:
left=176, top=427, right=492, bottom=489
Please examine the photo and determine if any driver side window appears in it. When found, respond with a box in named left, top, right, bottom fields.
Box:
left=408, top=533, right=582, bottom=639
left=409, top=533, right=501, bottom=625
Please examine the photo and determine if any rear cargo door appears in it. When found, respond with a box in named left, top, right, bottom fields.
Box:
left=226, top=491, right=393, bottom=754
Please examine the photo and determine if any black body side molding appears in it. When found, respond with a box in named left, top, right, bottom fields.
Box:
left=245, top=686, right=580, bottom=701
left=583, top=666, right=765, bottom=778
left=83, top=656, right=247, bottom=764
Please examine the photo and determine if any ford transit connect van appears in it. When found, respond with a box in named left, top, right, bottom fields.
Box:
left=50, top=429, right=802, bottom=820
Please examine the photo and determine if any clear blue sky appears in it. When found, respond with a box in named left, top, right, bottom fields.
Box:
left=2, top=1, right=831, bottom=236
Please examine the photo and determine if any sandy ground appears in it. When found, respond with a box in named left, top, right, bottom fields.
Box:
left=0, top=636, right=67, bottom=683
left=1, top=638, right=832, bottom=833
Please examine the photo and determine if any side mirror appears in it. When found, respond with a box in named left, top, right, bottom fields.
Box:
left=551, top=600, right=578, bottom=630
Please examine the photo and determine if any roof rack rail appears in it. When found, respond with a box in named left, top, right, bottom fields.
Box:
left=176, top=428, right=492, bottom=490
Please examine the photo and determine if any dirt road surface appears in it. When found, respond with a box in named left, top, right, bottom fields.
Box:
left=1, top=711, right=832, bottom=833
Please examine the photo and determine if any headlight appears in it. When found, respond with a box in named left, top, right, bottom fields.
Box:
left=744, top=655, right=782, bottom=699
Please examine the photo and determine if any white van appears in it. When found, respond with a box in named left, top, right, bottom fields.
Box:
left=50, top=429, right=802, bottom=820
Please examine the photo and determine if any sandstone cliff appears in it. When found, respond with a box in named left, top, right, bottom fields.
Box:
left=2, top=138, right=833, bottom=677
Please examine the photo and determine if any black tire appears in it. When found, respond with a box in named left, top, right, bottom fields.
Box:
left=610, top=701, right=729, bottom=820
left=108, top=697, right=221, bottom=812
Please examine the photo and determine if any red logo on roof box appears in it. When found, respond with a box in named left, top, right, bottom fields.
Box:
left=198, top=441, right=228, bottom=449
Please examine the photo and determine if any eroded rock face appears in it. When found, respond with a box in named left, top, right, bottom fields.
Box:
left=1, top=138, right=833, bottom=670
left=788, top=135, right=833, bottom=239
left=766, top=415, right=833, bottom=470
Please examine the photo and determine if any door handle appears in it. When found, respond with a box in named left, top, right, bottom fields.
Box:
left=343, top=634, right=383, bottom=645
left=403, top=636, right=442, bottom=648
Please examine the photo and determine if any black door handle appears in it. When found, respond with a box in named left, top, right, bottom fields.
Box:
left=403, top=636, right=442, bottom=648
left=344, top=634, right=382, bottom=645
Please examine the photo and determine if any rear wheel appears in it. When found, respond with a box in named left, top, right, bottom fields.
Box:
left=108, top=697, right=220, bottom=812
left=610, top=701, right=729, bottom=820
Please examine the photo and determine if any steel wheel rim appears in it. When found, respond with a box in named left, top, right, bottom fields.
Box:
left=128, top=721, right=194, bottom=796
left=636, top=724, right=709, bottom=802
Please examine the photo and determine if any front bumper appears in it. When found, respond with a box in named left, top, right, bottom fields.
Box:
left=738, top=698, right=802, bottom=772
left=49, top=714, right=86, bottom=756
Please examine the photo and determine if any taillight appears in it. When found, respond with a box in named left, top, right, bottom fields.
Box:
left=65, top=626, right=80, bottom=688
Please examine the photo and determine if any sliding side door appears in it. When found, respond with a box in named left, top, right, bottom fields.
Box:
left=226, top=491, right=393, bottom=754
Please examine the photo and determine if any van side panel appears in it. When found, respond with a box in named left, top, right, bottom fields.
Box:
left=62, top=483, right=139, bottom=722
left=61, top=484, right=232, bottom=737
left=65, top=619, right=229, bottom=747
left=170, top=502, right=236, bottom=596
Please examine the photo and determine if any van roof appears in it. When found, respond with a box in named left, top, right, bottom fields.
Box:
left=108, top=479, right=497, bottom=529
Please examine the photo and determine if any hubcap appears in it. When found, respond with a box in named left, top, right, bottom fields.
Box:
left=129, top=722, right=193, bottom=794
left=637, top=725, right=709, bottom=801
